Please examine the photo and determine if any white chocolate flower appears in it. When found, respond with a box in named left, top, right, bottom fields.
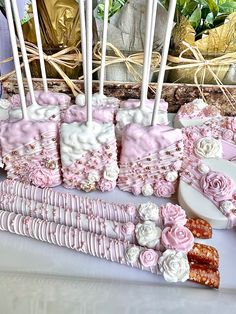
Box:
left=125, top=246, right=140, bottom=264
left=135, top=221, right=161, bottom=248
left=141, top=184, right=154, bottom=196
left=138, top=202, right=159, bottom=222
left=158, top=249, right=190, bottom=283
left=194, top=137, right=222, bottom=159
left=88, top=170, right=100, bottom=183
left=103, top=164, right=119, bottom=181
left=220, top=200, right=235, bottom=215
left=165, top=171, right=178, bottom=182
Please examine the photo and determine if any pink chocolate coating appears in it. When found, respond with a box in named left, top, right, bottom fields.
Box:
left=11, top=91, right=71, bottom=109
left=61, top=105, right=115, bottom=124
left=120, top=123, right=183, bottom=163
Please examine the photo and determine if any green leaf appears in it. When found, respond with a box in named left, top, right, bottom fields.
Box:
left=206, top=0, right=219, bottom=16
left=205, top=12, right=215, bottom=24
left=189, top=7, right=202, bottom=28
left=182, top=1, right=198, bottom=16
left=219, top=1, right=236, bottom=14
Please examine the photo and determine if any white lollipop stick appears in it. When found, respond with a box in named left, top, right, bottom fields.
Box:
left=99, top=0, right=109, bottom=97
left=146, top=0, right=158, bottom=88
left=79, top=0, right=87, bottom=96
left=4, top=0, right=28, bottom=120
left=151, top=0, right=176, bottom=125
left=86, top=0, right=93, bottom=126
left=31, top=0, right=48, bottom=92
left=140, top=0, right=154, bottom=110
left=11, top=0, right=37, bottom=106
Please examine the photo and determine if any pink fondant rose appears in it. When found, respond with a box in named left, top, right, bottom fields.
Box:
left=200, top=171, right=235, bottom=202
left=160, top=203, right=187, bottom=226
left=98, top=179, right=116, bottom=192
left=121, top=222, right=135, bottom=235
left=227, top=117, right=236, bottom=132
left=29, top=165, right=53, bottom=188
left=161, top=225, right=194, bottom=253
left=153, top=180, right=175, bottom=198
left=139, top=249, right=159, bottom=267
left=222, top=129, right=234, bottom=141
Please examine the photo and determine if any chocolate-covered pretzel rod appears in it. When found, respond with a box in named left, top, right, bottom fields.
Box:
left=0, top=191, right=219, bottom=270
left=0, top=180, right=212, bottom=239
left=0, top=210, right=219, bottom=288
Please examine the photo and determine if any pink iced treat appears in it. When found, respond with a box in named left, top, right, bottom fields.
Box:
left=120, top=98, right=168, bottom=111
left=118, top=123, right=184, bottom=196
left=60, top=121, right=119, bottom=192
left=61, top=104, right=115, bottom=124
left=174, top=99, right=221, bottom=128
left=11, top=91, right=71, bottom=110
left=182, top=117, right=236, bottom=168
left=0, top=120, right=61, bottom=187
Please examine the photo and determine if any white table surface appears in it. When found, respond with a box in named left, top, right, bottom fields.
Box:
left=0, top=170, right=236, bottom=313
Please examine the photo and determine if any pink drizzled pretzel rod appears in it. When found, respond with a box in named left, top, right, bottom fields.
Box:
left=0, top=180, right=212, bottom=240
left=0, top=191, right=218, bottom=270
left=0, top=210, right=220, bottom=288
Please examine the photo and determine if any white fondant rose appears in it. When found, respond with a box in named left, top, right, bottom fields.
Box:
left=194, top=137, right=222, bottom=158
left=103, top=164, right=119, bottom=181
left=125, top=246, right=140, bottom=264
left=138, top=202, right=159, bottom=222
left=158, top=250, right=190, bottom=283
left=141, top=184, right=154, bottom=196
left=220, top=200, right=235, bottom=215
left=165, top=171, right=178, bottom=182
left=135, top=221, right=161, bottom=248
left=88, top=170, right=100, bottom=183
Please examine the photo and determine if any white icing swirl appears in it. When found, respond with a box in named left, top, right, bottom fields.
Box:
left=103, top=164, right=119, bottom=181
left=198, top=163, right=210, bottom=174
left=60, top=122, right=115, bottom=166
left=125, top=246, right=140, bottom=264
left=220, top=200, right=235, bottom=214
left=158, top=249, right=190, bottom=283
left=138, top=202, right=159, bottom=222
left=0, top=99, right=10, bottom=109
left=135, top=221, right=161, bottom=248
left=141, top=184, right=154, bottom=196
left=194, top=137, right=222, bottom=159
left=165, top=171, right=178, bottom=182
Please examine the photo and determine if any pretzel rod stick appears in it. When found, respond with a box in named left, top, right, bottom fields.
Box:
left=0, top=210, right=219, bottom=288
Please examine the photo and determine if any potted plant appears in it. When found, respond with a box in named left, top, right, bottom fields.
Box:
left=161, top=0, right=236, bottom=84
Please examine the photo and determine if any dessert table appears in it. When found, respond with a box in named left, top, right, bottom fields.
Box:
left=0, top=169, right=235, bottom=313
